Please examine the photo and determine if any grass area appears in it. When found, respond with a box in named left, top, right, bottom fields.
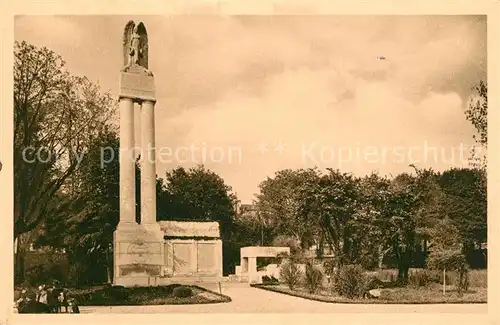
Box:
left=371, top=268, right=487, bottom=288
left=253, top=283, right=487, bottom=304
left=16, top=284, right=231, bottom=306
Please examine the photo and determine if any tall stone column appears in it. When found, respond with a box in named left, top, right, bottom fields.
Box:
left=118, top=97, right=136, bottom=226
left=140, top=100, right=157, bottom=226
left=115, top=20, right=164, bottom=287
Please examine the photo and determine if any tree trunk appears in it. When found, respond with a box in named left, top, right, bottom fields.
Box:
left=442, top=268, right=446, bottom=295
left=317, top=237, right=324, bottom=258
left=397, top=263, right=409, bottom=282
left=397, top=248, right=411, bottom=283
left=378, top=245, right=384, bottom=269
left=14, top=231, right=36, bottom=285
left=15, top=247, right=26, bottom=285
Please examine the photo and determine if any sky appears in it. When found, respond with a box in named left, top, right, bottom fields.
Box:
left=14, top=15, right=486, bottom=203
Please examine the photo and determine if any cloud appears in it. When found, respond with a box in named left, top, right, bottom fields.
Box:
left=14, top=15, right=486, bottom=202
left=158, top=61, right=477, bottom=201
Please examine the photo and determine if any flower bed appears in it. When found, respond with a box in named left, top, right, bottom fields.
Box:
left=252, top=283, right=487, bottom=304
left=71, top=284, right=231, bottom=306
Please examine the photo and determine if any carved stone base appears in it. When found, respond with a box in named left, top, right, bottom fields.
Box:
left=113, top=222, right=165, bottom=287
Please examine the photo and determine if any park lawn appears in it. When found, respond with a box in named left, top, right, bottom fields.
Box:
left=58, top=284, right=230, bottom=306
left=253, top=283, right=487, bottom=304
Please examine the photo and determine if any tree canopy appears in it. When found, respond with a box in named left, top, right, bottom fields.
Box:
left=14, top=41, right=115, bottom=240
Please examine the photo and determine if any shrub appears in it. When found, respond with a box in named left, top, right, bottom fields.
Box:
left=427, top=249, right=470, bottom=294
left=305, top=262, right=323, bottom=294
left=103, top=285, right=129, bottom=301
left=334, top=265, right=368, bottom=299
left=262, top=275, right=279, bottom=285
left=280, top=259, right=302, bottom=290
left=427, top=249, right=467, bottom=271
left=172, top=286, right=193, bottom=298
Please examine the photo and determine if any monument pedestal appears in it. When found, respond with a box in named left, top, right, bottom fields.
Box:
left=113, top=222, right=165, bottom=287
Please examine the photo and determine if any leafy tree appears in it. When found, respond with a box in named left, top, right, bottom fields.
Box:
left=14, top=41, right=115, bottom=282
left=349, top=172, right=392, bottom=269
left=381, top=173, right=422, bottom=282
left=14, top=41, right=115, bottom=240
left=256, top=168, right=321, bottom=248
left=158, top=165, right=237, bottom=238
left=298, top=169, right=359, bottom=266
left=408, top=167, right=448, bottom=267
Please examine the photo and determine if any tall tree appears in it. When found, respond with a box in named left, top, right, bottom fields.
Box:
left=298, top=169, right=359, bottom=265
left=381, top=173, right=422, bottom=281
left=349, top=172, right=392, bottom=269
left=14, top=41, right=115, bottom=241
left=14, top=41, right=115, bottom=283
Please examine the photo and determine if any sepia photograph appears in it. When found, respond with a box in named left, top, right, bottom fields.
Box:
left=6, top=11, right=492, bottom=318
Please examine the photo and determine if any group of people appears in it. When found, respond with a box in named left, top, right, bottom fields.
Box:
left=15, top=282, right=80, bottom=313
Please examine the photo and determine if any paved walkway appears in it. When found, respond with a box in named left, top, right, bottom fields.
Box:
left=79, top=283, right=488, bottom=313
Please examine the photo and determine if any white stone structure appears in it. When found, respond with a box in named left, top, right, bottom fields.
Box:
left=113, top=21, right=222, bottom=287
left=159, top=221, right=223, bottom=280
left=235, top=246, right=290, bottom=284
